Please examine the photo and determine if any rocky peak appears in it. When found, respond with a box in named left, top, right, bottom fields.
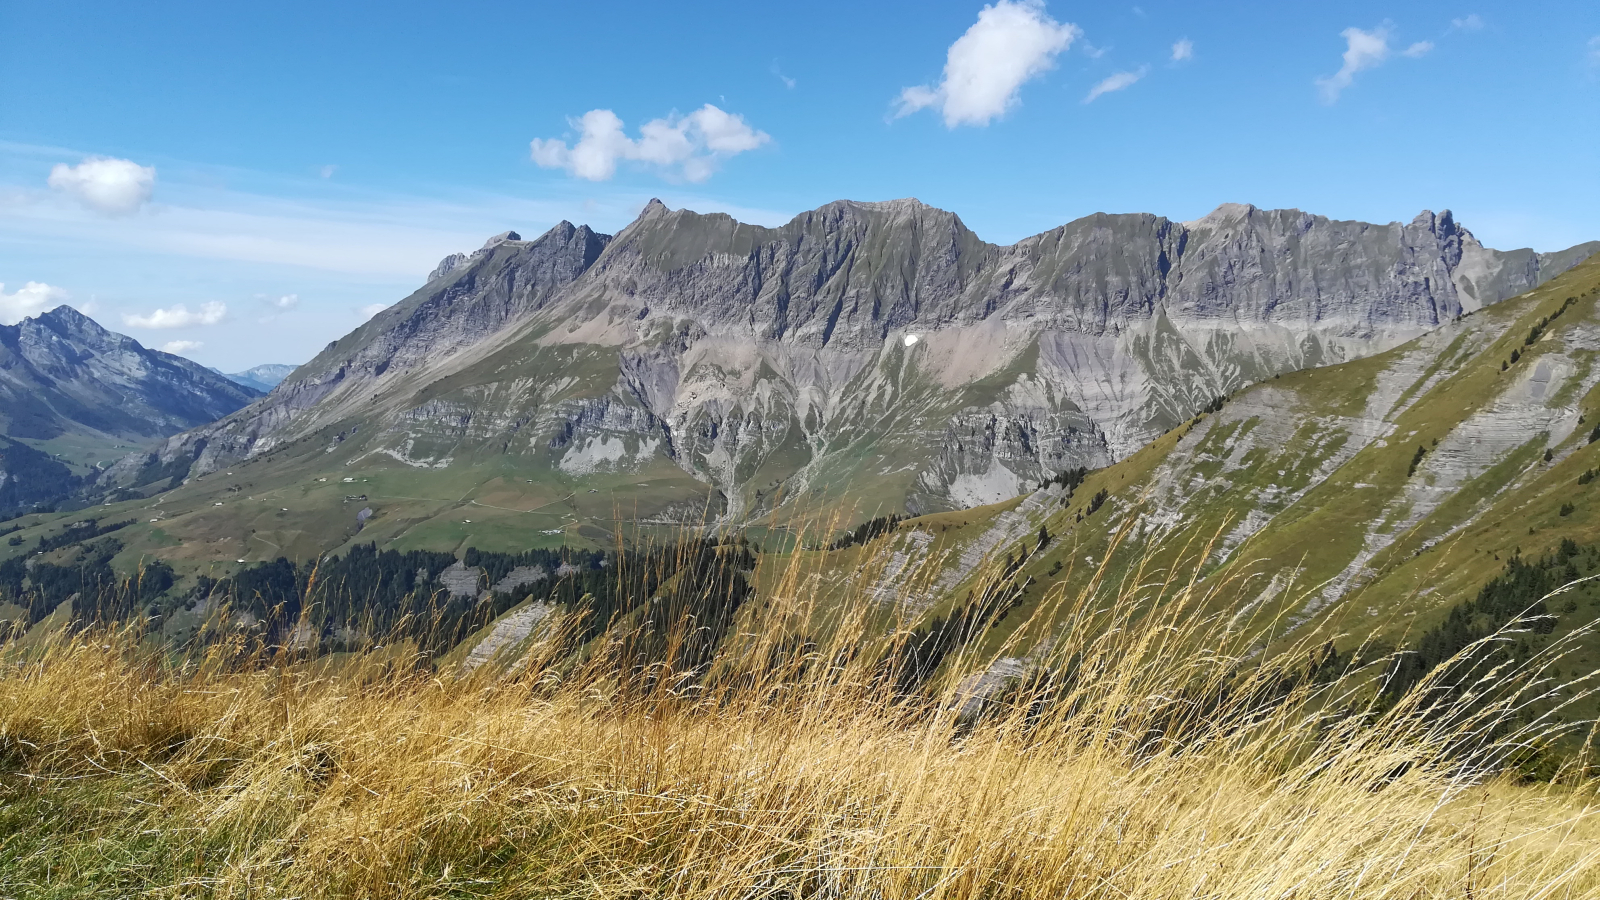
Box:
left=428, top=228, right=539, bottom=283
left=24, top=304, right=125, bottom=348
left=0, top=306, right=258, bottom=441
left=1183, top=202, right=1258, bottom=229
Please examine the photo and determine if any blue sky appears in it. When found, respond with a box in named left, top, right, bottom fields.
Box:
left=2, top=0, right=1597, bottom=369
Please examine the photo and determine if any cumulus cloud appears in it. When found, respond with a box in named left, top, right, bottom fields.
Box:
left=123, top=301, right=227, bottom=329
left=1451, top=14, right=1484, bottom=31
left=47, top=156, right=155, bottom=216
left=0, top=282, right=69, bottom=325
left=359, top=303, right=388, bottom=320
left=1403, top=41, right=1434, bottom=58
left=894, top=0, right=1080, bottom=127
left=266, top=293, right=299, bottom=310
left=1316, top=25, right=1392, bottom=103
left=530, top=104, right=770, bottom=183
left=160, top=340, right=202, bottom=354
left=1171, top=38, right=1194, bottom=62
left=1085, top=66, right=1149, bottom=103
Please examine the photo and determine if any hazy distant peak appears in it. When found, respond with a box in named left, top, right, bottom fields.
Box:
left=225, top=363, right=297, bottom=392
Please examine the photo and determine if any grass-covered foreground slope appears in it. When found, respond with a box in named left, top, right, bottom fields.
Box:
left=4, top=547, right=1600, bottom=899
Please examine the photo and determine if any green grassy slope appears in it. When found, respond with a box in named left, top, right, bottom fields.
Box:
left=771, top=255, right=1600, bottom=672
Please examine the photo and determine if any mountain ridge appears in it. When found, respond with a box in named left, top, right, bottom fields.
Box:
left=0, top=305, right=260, bottom=443
left=136, top=198, right=1599, bottom=528
left=225, top=364, right=298, bottom=393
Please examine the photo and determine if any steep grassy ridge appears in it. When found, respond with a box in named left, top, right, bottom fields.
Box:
left=803, top=254, right=1600, bottom=694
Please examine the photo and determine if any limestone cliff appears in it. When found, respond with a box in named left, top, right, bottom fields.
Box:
left=146, top=199, right=1598, bottom=521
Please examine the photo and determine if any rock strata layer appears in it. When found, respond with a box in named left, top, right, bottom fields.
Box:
left=145, top=199, right=1599, bottom=520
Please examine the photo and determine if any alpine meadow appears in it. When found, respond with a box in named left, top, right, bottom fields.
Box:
left=5, top=1, right=1600, bottom=897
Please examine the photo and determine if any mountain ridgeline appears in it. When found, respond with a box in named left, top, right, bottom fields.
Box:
left=0, top=306, right=259, bottom=442
left=144, top=199, right=1596, bottom=527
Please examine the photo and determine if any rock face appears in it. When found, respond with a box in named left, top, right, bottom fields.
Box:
left=150, top=199, right=1598, bottom=522
left=0, top=305, right=260, bottom=441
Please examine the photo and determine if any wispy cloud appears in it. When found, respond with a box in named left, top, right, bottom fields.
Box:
left=359, top=303, right=388, bottom=320
left=160, top=339, right=202, bottom=354
left=1450, top=14, right=1484, bottom=32
left=123, top=301, right=227, bottom=328
left=1085, top=66, right=1149, bottom=103
left=1589, top=35, right=1600, bottom=68
left=1402, top=41, right=1434, bottom=58
left=771, top=61, right=796, bottom=89
left=1170, top=39, right=1193, bottom=62
left=0, top=140, right=798, bottom=367
left=530, top=105, right=770, bottom=183
left=895, top=0, right=1080, bottom=128
left=1316, top=25, right=1392, bottom=103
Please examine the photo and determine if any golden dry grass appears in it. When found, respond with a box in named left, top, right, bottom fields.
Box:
left=3, top=540, right=1600, bottom=898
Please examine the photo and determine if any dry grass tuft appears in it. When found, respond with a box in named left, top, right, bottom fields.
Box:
left=3, top=539, right=1600, bottom=898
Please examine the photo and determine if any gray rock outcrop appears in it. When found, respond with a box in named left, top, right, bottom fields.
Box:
left=143, top=198, right=1598, bottom=520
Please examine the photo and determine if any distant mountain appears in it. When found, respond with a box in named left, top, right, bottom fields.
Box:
left=146, top=198, right=1598, bottom=533
left=225, top=364, right=298, bottom=393
left=0, top=306, right=260, bottom=442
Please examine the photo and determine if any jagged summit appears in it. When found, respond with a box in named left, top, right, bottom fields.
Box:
left=151, top=195, right=1598, bottom=529
left=0, top=306, right=258, bottom=442
left=1181, top=202, right=1257, bottom=228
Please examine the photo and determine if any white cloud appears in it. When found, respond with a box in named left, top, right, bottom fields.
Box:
left=266, top=293, right=299, bottom=310
left=0, top=143, right=792, bottom=282
left=123, top=301, right=227, bottom=329
left=319, top=165, right=338, bottom=179
left=1589, top=35, right=1600, bottom=67
left=1403, top=41, right=1434, bottom=58
left=1451, top=14, right=1484, bottom=31
left=1084, top=66, right=1149, bottom=103
left=359, top=303, right=388, bottom=320
left=1171, top=38, right=1194, bottom=62
left=160, top=340, right=203, bottom=354
left=1316, top=25, right=1392, bottom=103
left=0, top=281, right=69, bottom=325
left=530, top=105, right=770, bottom=183
left=772, top=61, right=796, bottom=89
left=47, top=156, right=155, bottom=216
left=894, top=0, right=1080, bottom=128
